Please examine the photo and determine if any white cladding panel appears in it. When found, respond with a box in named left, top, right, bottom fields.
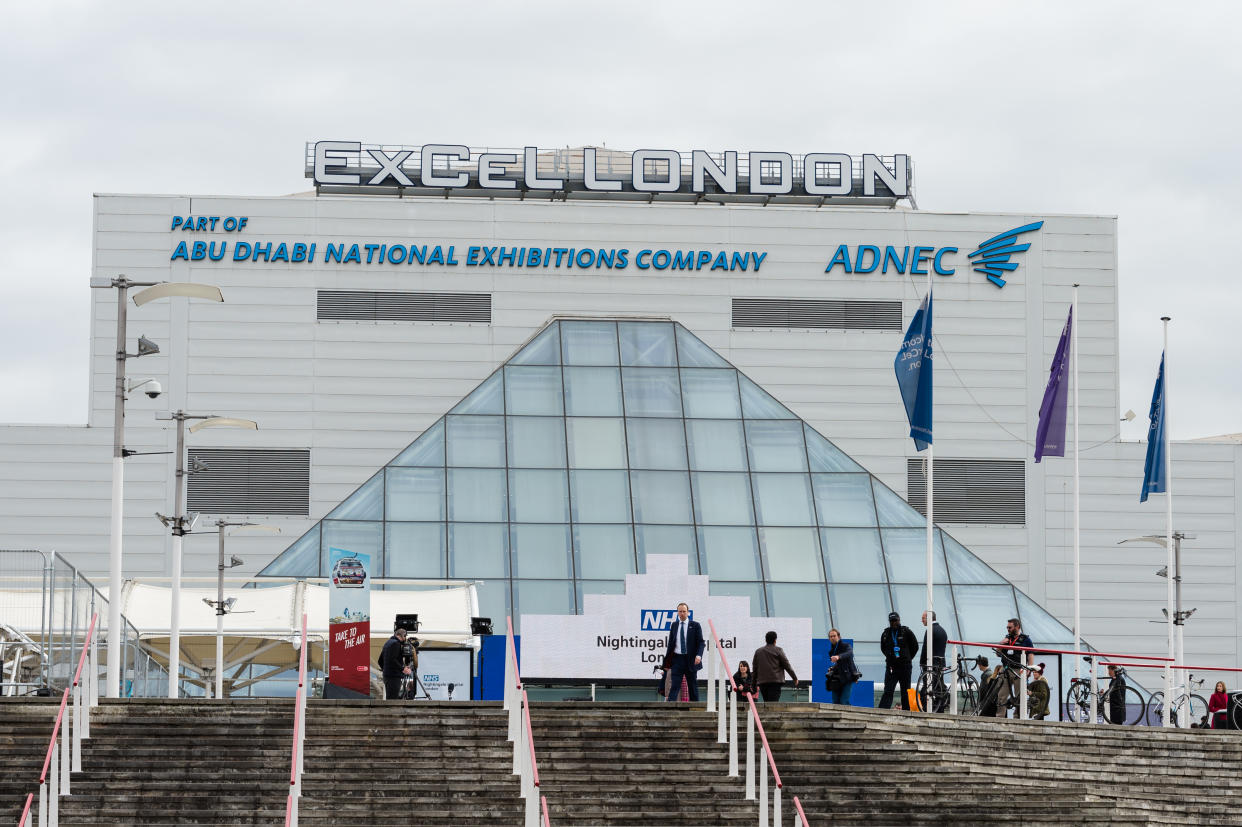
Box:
left=0, top=192, right=1236, bottom=670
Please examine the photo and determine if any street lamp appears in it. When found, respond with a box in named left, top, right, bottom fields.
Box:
left=203, top=520, right=280, bottom=700
left=90, top=275, right=223, bottom=699
left=1119, top=531, right=1195, bottom=725
left=155, top=411, right=257, bottom=698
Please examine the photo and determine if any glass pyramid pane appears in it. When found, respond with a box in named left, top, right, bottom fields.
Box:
left=890, top=583, right=958, bottom=640
left=942, top=530, right=1006, bottom=584
left=561, top=320, right=619, bottom=365
left=451, top=371, right=503, bottom=415
left=1015, top=591, right=1075, bottom=644
left=872, top=480, right=925, bottom=527
left=954, top=585, right=1018, bottom=642
left=675, top=325, right=729, bottom=368
left=620, top=321, right=676, bottom=366
left=510, top=323, right=561, bottom=365
left=258, top=523, right=320, bottom=576
left=881, top=528, right=948, bottom=583
left=739, top=374, right=796, bottom=419
left=326, top=472, right=383, bottom=520
left=805, top=425, right=863, bottom=472
left=391, top=420, right=445, bottom=467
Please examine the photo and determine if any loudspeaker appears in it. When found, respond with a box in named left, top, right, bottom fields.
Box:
left=394, top=613, right=419, bottom=633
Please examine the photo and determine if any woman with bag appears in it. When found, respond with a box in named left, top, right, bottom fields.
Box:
left=826, top=628, right=859, bottom=705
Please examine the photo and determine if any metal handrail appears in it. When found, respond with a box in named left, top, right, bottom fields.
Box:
left=505, top=617, right=550, bottom=826
left=793, top=796, right=809, bottom=825
left=18, top=793, right=33, bottom=827
left=946, top=638, right=1173, bottom=661
left=541, top=795, right=550, bottom=827
left=284, top=613, right=309, bottom=827
left=522, top=690, right=540, bottom=789
left=747, top=699, right=782, bottom=789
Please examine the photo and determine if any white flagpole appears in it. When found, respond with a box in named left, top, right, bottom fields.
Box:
left=1072, top=286, right=1081, bottom=682
left=925, top=268, right=934, bottom=714
left=1162, top=317, right=1175, bottom=726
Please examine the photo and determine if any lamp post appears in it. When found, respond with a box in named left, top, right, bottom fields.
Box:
left=156, top=412, right=257, bottom=698
left=90, top=275, right=223, bottom=699
left=204, top=520, right=279, bottom=699
left=1118, top=531, right=1196, bottom=725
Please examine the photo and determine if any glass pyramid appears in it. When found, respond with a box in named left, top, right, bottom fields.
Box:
left=259, top=319, right=1076, bottom=666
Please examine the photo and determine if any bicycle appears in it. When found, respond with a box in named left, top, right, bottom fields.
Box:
left=916, top=654, right=983, bottom=715
left=1147, top=674, right=1208, bottom=728
left=1064, top=668, right=1145, bottom=725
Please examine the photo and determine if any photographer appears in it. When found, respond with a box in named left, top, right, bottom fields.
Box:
left=992, top=617, right=1033, bottom=718
left=378, top=627, right=415, bottom=701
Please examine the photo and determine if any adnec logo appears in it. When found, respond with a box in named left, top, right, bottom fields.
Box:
left=966, top=221, right=1044, bottom=288
left=824, top=220, right=1044, bottom=287
left=639, top=609, right=692, bottom=632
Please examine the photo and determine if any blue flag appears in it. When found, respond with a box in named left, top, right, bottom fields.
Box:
left=1140, top=352, right=1167, bottom=502
left=1034, top=306, right=1072, bottom=463
left=894, top=292, right=933, bottom=451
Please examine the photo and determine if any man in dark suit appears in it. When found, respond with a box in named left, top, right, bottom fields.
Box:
left=663, top=602, right=705, bottom=703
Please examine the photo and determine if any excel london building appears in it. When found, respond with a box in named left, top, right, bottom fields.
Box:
left=3, top=142, right=1239, bottom=693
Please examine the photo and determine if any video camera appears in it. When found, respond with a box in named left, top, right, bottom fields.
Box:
left=395, top=613, right=421, bottom=666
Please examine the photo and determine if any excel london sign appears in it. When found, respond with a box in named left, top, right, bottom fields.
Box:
left=308, top=141, right=911, bottom=203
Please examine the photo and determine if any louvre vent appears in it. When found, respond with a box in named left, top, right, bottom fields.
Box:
left=732, top=298, right=902, bottom=331
left=186, top=449, right=310, bottom=516
left=906, top=458, right=1025, bottom=525
left=317, top=290, right=491, bottom=323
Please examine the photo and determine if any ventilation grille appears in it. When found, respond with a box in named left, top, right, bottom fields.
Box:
left=318, top=290, right=491, bottom=323
left=732, top=298, right=902, bottom=331
left=906, top=458, right=1025, bottom=525
left=186, top=449, right=310, bottom=516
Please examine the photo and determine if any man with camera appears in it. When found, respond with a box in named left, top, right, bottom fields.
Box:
left=992, top=617, right=1033, bottom=717
left=378, top=627, right=416, bottom=701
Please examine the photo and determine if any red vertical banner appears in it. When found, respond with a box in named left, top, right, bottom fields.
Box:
left=328, top=547, right=372, bottom=696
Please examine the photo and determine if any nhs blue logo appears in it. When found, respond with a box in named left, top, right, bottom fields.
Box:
left=640, top=609, right=691, bottom=631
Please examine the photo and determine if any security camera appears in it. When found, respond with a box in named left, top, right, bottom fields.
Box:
left=144, top=380, right=162, bottom=399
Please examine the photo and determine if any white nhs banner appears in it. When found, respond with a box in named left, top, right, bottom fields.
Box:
left=520, top=555, right=811, bottom=682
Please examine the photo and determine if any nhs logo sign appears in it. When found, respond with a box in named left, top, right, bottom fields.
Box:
left=640, top=609, right=691, bottom=631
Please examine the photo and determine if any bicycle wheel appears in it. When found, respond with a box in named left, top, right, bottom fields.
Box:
left=1182, top=694, right=1209, bottom=728
left=1065, top=682, right=1092, bottom=722
left=914, top=670, right=933, bottom=712
left=956, top=674, right=980, bottom=716
left=1147, top=691, right=1166, bottom=726
left=1104, top=686, right=1144, bottom=725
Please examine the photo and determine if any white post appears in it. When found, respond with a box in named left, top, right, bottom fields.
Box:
left=1019, top=674, right=1028, bottom=720
left=90, top=632, right=100, bottom=709
left=1088, top=658, right=1098, bottom=723
left=106, top=282, right=130, bottom=701
left=774, top=785, right=782, bottom=827
left=728, top=687, right=738, bottom=778
left=1072, top=286, right=1082, bottom=684
left=717, top=675, right=727, bottom=744
left=39, top=776, right=48, bottom=827
left=949, top=648, right=958, bottom=715
left=72, top=683, right=82, bottom=773
left=707, top=638, right=716, bottom=713
left=60, top=700, right=70, bottom=796
left=744, top=703, right=755, bottom=800
left=925, top=274, right=935, bottom=719
left=1162, top=318, right=1174, bottom=728
left=759, top=750, right=768, bottom=827
left=49, top=744, right=59, bottom=825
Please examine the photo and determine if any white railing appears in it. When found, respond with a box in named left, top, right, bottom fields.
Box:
left=18, top=613, right=99, bottom=827
left=284, top=614, right=309, bottom=827
left=504, top=618, right=550, bottom=827
left=706, top=620, right=809, bottom=827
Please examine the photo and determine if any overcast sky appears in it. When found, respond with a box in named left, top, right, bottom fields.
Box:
left=2, top=1, right=1238, bottom=441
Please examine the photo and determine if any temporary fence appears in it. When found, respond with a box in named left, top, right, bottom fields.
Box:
left=284, top=613, right=309, bottom=827
left=504, top=617, right=550, bottom=827
left=0, top=549, right=171, bottom=698
left=16, top=612, right=99, bottom=827
left=705, top=619, right=808, bottom=827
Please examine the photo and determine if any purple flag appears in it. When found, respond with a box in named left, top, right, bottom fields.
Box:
left=1034, top=306, right=1072, bottom=462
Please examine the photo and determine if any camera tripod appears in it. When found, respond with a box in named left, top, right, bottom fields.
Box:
left=398, top=669, right=432, bottom=701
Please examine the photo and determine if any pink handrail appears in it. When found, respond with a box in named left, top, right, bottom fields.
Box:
left=18, top=792, right=33, bottom=827
left=1100, top=661, right=1242, bottom=672
left=522, top=689, right=540, bottom=789
left=706, top=620, right=785, bottom=790
left=541, top=795, right=550, bottom=827
left=37, top=614, right=98, bottom=784
left=793, top=796, right=808, bottom=825
left=947, top=638, right=1173, bottom=661
left=284, top=613, right=308, bottom=825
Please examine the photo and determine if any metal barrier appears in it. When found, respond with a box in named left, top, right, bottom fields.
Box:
left=0, top=549, right=171, bottom=698
left=17, top=612, right=99, bottom=827
left=284, top=614, right=309, bottom=827
left=504, top=618, right=550, bottom=827
left=706, top=620, right=808, bottom=827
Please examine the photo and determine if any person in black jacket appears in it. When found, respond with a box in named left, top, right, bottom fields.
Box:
left=378, top=627, right=413, bottom=701
left=732, top=660, right=756, bottom=698
left=878, top=612, right=918, bottom=710
left=826, top=628, right=858, bottom=705
left=919, top=610, right=949, bottom=712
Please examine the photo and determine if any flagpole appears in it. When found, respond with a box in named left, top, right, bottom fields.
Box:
left=1072, top=285, right=1081, bottom=683
left=925, top=269, right=934, bottom=716
left=1162, top=316, right=1175, bottom=726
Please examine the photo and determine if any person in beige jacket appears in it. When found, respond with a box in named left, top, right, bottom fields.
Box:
left=751, top=630, right=800, bottom=702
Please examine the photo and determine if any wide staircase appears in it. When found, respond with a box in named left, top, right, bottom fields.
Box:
left=531, top=701, right=754, bottom=824
left=6, top=697, right=1242, bottom=825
